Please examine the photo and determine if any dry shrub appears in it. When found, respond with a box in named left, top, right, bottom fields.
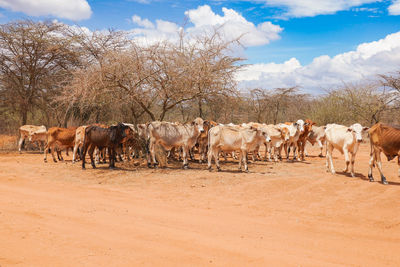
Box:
left=0, top=135, right=17, bottom=150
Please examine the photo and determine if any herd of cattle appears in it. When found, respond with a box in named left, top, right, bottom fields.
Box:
left=17, top=118, right=400, bottom=185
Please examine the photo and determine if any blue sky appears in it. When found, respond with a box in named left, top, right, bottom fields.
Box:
left=1, top=0, right=400, bottom=93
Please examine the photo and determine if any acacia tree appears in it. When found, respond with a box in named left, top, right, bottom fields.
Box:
left=0, top=20, right=79, bottom=125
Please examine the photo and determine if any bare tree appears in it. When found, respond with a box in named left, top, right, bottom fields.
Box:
left=0, top=20, right=79, bottom=125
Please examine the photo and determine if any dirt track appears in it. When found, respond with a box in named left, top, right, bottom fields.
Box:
left=1, top=144, right=400, bottom=266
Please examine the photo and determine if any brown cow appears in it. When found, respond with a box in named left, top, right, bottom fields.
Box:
left=368, top=123, right=400, bottom=185
left=197, top=120, right=218, bottom=164
left=297, top=119, right=315, bottom=161
left=44, top=127, right=77, bottom=162
left=81, top=123, right=129, bottom=169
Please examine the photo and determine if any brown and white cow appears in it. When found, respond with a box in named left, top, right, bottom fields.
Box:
left=18, top=125, right=47, bottom=152
left=296, top=119, right=315, bottom=161
left=306, top=125, right=326, bottom=157
left=278, top=119, right=305, bottom=160
left=325, top=123, right=369, bottom=177
left=207, top=125, right=271, bottom=172
left=197, top=120, right=218, bottom=164
left=148, top=118, right=205, bottom=169
left=44, top=126, right=77, bottom=162
left=368, top=123, right=400, bottom=185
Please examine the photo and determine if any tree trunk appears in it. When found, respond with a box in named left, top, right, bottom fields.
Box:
left=198, top=98, right=203, bottom=118
left=21, top=108, right=28, bottom=125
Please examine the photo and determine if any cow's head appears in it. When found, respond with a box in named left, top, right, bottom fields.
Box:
left=110, top=123, right=129, bottom=144
left=304, top=119, right=315, bottom=133
left=279, top=127, right=290, bottom=141
left=348, top=123, right=369, bottom=142
left=192, top=117, right=205, bottom=133
left=262, top=130, right=271, bottom=143
left=294, top=119, right=305, bottom=133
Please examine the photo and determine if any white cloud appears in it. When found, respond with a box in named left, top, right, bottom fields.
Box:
left=388, top=0, right=400, bottom=15
left=0, top=0, right=92, bottom=20
left=250, top=0, right=381, bottom=18
left=237, top=31, right=400, bottom=93
left=129, top=5, right=282, bottom=47
left=132, top=15, right=154, bottom=28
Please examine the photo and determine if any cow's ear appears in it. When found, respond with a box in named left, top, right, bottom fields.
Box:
left=191, top=121, right=195, bottom=125
left=294, top=122, right=298, bottom=126
left=363, top=127, right=369, bottom=131
left=347, top=128, right=352, bottom=132
left=323, top=126, right=327, bottom=130
left=304, top=122, right=309, bottom=126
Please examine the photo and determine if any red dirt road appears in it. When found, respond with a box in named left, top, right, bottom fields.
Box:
left=1, top=144, right=400, bottom=266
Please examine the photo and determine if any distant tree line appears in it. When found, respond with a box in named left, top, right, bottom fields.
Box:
left=1, top=20, right=400, bottom=134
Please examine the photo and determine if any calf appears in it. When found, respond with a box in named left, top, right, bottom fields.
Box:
left=81, top=123, right=129, bottom=169
left=207, top=125, right=271, bottom=172
left=325, top=123, right=368, bottom=177
left=263, top=124, right=290, bottom=161
left=18, top=125, right=47, bottom=152
left=44, top=127, right=77, bottom=162
left=278, top=120, right=305, bottom=160
left=368, top=123, right=400, bottom=185
left=148, top=118, right=205, bottom=169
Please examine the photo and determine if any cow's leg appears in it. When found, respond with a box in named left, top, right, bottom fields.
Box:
left=18, top=137, right=25, bottom=153
left=350, top=151, right=356, bottom=177
left=368, top=149, right=375, bottom=182
left=182, top=146, right=189, bottom=169
left=242, top=150, right=249, bottom=172
left=109, top=147, right=116, bottom=169
left=318, top=140, right=324, bottom=157
left=43, top=143, right=50, bottom=162
left=284, top=143, right=289, bottom=160
left=343, top=147, right=350, bottom=174
left=238, top=151, right=242, bottom=171
left=326, top=143, right=335, bottom=174
left=50, top=143, right=58, bottom=163
left=72, top=143, right=79, bottom=163
left=88, top=145, right=96, bottom=169
left=150, top=141, right=157, bottom=167
left=94, top=147, right=100, bottom=164
left=292, top=144, right=298, bottom=161
left=81, top=143, right=88, bottom=169
left=374, top=150, right=387, bottom=184
left=207, top=147, right=213, bottom=170
left=65, top=148, right=69, bottom=157
left=215, top=149, right=221, bottom=171
left=300, top=141, right=306, bottom=161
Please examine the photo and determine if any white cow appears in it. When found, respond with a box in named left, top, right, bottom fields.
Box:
left=325, top=123, right=369, bottom=177
left=18, top=125, right=47, bottom=152
left=207, top=125, right=271, bottom=172
left=148, top=118, right=205, bottom=169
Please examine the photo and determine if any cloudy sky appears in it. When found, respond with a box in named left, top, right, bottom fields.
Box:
left=1, top=0, right=400, bottom=93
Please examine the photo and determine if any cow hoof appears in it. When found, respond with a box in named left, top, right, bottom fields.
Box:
left=331, top=170, right=336, bottom=175
left=368, top=174, right=374, bottom=182
left=244, top=169, right=249, bottom=173
left=217, top=167, right=221, bottom=172
left=351, top=173, right=355, bottom=178
left=183, top=164, right=189, bottom=170
left=319, top=154, right=324, bottom=158
left=381, top=175, right=388, bottom=185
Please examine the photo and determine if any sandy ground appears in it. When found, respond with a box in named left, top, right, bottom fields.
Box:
left=1, top=144, right=400, bottom=266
